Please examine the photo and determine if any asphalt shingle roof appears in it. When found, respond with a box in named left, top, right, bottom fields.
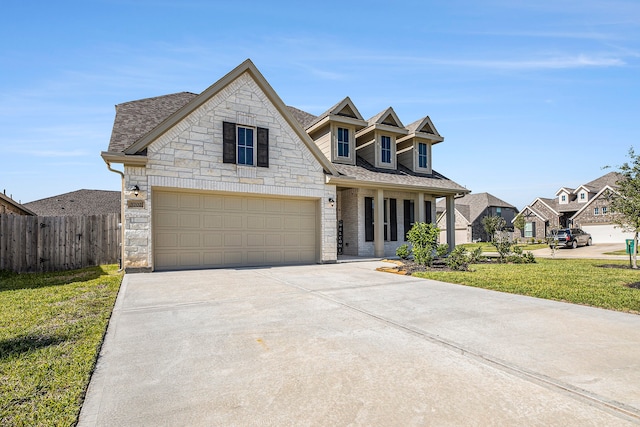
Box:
left=436, top=192, right=517, bottom=222
left=333, top=157, right=467, bottom=192
left=25, top=189, right=121, bottom=216
left=108, top=92, right=198, bottom=153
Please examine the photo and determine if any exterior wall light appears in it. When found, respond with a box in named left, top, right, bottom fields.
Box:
left=328, top=197, right=335, bottom=207
left=132, top=185, right=140, bottom=197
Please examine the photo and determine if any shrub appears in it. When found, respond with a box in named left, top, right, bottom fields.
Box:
left=468, top=246, right=484, bottom=264
left=396, top=244, right=411, bottom=259
left=406, top=222, right=440, bottom=267
left=445, top=246, right=469, bottom=271
left=436, top=243, right=449, bottom=258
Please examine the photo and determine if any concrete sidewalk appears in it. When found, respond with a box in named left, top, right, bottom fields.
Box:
left=79, top=262, right=640, bottom=426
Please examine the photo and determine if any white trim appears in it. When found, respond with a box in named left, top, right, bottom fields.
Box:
left=571, top=185, right=618, bottom=220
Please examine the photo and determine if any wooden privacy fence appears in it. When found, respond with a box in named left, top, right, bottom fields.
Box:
left=0, top=213, right=121, bottom=273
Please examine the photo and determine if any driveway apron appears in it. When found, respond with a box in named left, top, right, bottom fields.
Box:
left=79, top=261, right=640, bottom=426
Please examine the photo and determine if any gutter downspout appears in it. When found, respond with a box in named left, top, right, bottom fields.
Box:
left=105, top=160, right=125, bottom=271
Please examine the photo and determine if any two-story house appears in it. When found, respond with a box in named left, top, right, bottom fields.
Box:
left=101, top=59, right=469, bottom=271
left=515, top=172, right=633, bottom=243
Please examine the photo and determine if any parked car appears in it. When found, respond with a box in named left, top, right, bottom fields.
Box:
left=549, top=228, right=592, bottom=249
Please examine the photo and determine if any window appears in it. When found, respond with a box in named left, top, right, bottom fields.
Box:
left=524, top=222, right=535, bottom=238
left=594, top=207, right=599, bottom=215
left=223, top=121, right=269, bottom=167
left=418, top=143, right=428, bottom=169
left=364, top=197, right=396, bottom=242
left=381, top=135, right=391, bottom=164
left=403, top=200, right=415, bottom=240
left=580, top=193, right=585, bottom=200
left=602, top=206, right=608, bottom=214
left=237, top=126, right=254, bottom=165
left=561, top=195, right=566, bottom=202
left=337, top=127, right=349, bottom=158
left=496, top=207, right=502, bottom=217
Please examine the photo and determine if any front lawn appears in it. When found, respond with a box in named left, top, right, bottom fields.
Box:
left=0, top=265, right=122, bottom=426
left=414, top=258, right=640, bottom=313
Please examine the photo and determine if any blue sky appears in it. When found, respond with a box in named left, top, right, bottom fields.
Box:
left=1, top=0, right=638, bottom=209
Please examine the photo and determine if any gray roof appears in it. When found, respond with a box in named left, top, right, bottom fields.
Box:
left=108, top=92, right=198, bottom=153
left=436, top=192, right=517, bottom=223
left=25, top=189, right=121, bottom=216
left=333, top=157, right=467, bottom=193
left=581, top=171, right=621, bottom=191
left=0, top=191, right=36, bottom=215
left=286, top=106, right=317, bottom=129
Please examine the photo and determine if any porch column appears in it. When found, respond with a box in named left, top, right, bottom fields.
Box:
left=446, top=195, right=456, bottom=249
left=374, top=188, right=385, bottom=257
left=417, top=192, right=425, bottom=223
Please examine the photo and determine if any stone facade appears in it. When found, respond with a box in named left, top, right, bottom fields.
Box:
left=121, top=72, right=336, bottom=270
left=573, top=193, right=617, bottom=227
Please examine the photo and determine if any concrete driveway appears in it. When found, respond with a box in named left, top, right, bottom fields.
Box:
left=529, top=243, right=629, bottom=260
left=79, top=261, right=640, bottom=426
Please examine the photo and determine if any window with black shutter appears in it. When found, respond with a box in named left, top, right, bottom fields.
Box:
left=403, top=200, right=414, bottom=240
left=365, top=197, right=374, bottom=242
left=425, top=201, right=432, bottom=223
left=389, top=198, right=397, bottom=241
left=222, top=121, right=269, bottom=168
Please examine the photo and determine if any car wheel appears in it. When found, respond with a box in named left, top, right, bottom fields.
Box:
left=587, top=238, right=592, bottom=246
left=571, top=240, right=578, bottom=249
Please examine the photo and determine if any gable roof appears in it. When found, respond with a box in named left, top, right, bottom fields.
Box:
left=367, top=107, right=404, bottom=128
left=24, top=189, right=121, bottom=216
left=436, top=192, right=517, bottom=223
left=571, top=185, right=619, bottom=220
left=103, top=59, right=339, bottom=176
left=0, top=192, right=36, bottom=215
left=108, top=92, right=198, bottom=153
left=306, top=97, right=366, bottom=130
left=581, top=171, right=621, bottom=192
left=402, top=116, right=444, bottom=143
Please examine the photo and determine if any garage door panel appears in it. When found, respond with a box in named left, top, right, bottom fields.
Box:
left=179, top=194, right=201, bottom=209
left=179, top=234, right=200, bottom=248
left=203, top=215, right=223, bottom=229
left=224, top=233, right=243, bottom=247
left=179, top=214, right=200, bottom=228
left=154, top=191, right=318, bottom=270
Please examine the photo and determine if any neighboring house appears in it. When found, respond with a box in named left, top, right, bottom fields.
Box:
left=436, top=192, right=518, bottom=243
left=0, top=191, right=35, bottom=215
left=515, top=172, right=633, bottom=243
left=101, top=59, right=468, bottom=272
left=24, top=189, right=121, bottom=217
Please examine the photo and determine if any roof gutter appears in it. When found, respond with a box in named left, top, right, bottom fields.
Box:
left=101, top=155, right=125, bottom=271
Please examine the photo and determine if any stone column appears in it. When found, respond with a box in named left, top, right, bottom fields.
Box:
left=375, top=188, right=385, bottom=257
left=417, top=192, right=425, bottom=223
left=446, top=195, right=456, bottom=250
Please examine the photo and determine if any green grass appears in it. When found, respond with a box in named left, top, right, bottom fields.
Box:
left=414, top=258, right=640, bottom=313
left=0, top=265, right=123, bottom=426
left=460, top=242, right=548, bottom=252
left=605, top=249, right=638, bottom=255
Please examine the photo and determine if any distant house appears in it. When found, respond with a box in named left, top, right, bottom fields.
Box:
left=0, top=191, right=35, bottom=215
left=515, top=172, right=632, bottom=243
left=436, top=192, right=518, bottom=243
left=24, top=189, right=121, bottom=217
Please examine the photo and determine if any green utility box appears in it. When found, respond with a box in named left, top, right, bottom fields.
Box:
left=626, top=239, right=635, bottom=255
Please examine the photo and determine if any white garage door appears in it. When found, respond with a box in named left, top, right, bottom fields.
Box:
left=581, top=224, right=634, bottom=244
left=153, top=190, right=318, bottom=270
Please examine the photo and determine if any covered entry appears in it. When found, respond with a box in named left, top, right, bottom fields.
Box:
left=153, top=190, right=318, bottom=270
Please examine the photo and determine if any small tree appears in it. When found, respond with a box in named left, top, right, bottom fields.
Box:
left=482, top=216, right=511, bottom=262
left=513, top=214, right=525, bottom=237
left=608, top=148, right=640, bottom=269
left=406, top=222, right=440, bottom=266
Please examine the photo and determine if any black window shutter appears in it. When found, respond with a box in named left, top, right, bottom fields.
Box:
left=532, top=222, right=536, bottom=237
left=390, top=198, right=397, bottom=241
left=257, top=127, right=269, bottom=168
left=403, top=200, right=412, bottom=240
left=223, top=122, right=236, bottom=164
left=365, top=197, right=374, bottom=242
left=425, top=201, right=432, bottom=223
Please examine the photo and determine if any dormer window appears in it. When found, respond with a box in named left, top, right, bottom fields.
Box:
left=337, top=127, right=349, bottom=158
left=381, top=135, right=391, bottom=164
left=580, top=193, right=585, bottom=200
left=561, top=195, right=566, bottom=202
left=418, top=143, right=428, bottom=169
